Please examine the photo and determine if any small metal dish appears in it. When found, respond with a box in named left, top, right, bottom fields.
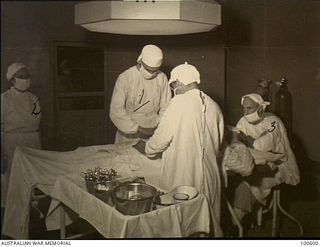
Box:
left=154, top=185, right=198, bottom=205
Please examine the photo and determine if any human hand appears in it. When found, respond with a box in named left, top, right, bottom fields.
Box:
left=137, top=126, right=156, bottom=139
left=132, top=140, right=147, bottom=155
left=244, top=135, right=255, bottom=147
left=238, top=131, right=255, bottom=147
left=237, top=131, right=247, bottom=142
left=230, top=131, right=241, bottom=144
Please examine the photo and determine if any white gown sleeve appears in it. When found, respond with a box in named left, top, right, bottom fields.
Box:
left=31, top=94, right=41, bottom=120
left=109, top=75, right=139, bottom=134
left=158, top=76, right=172, bottom=119
left=145, top=100, right=175, bottom=158
left=235, top=118, right=246, bottom=133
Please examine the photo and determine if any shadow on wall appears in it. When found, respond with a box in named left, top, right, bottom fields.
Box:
left=224, top=0, right=253, bottom=45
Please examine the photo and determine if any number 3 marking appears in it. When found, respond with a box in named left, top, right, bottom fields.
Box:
left=268, top=121, right=276, bottom=132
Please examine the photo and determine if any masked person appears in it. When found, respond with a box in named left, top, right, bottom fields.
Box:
left=1, top=63, right=41, bottom=208
left=109, top=44, right=172, bottom=144
left=227, top=93, right=300, bottom=231
left=133, top=62, right=225, bottom=237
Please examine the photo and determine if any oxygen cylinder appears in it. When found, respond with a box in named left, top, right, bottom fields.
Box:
left=255, top=79, right=272, bottom=102
left=274, top=77, right=292, bottom=137
left=255, top=79, right=272, bottom=111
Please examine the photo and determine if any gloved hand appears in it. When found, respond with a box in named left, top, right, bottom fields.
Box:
left=238, top=131, right=255, bottom=147
left=229, top=131, right=242, bottom=144
left=137, top=126, right=156, bottom=139
left=133, top=140, right=147, bottom=155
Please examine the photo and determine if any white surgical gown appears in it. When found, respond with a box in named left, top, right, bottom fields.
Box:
left=145, top=89, right=224, bottom=236
left=110, top=66, right=171, bottom=144
left=236, top=112, right=300, bottom=202
left=1, top=87, right=41, bottom=207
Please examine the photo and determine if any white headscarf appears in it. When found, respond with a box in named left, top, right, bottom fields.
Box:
left=136, top=44, right=163, bottom=68
left=241, top=93, right=270, bottom=110
left=168, top=62, right=201, bottom=85
left=6, top=63, right=27, bottom=81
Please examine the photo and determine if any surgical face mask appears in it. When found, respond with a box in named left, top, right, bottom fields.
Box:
left=244, top=107, right=262, bottom=123
left=170, top=81, right=183, bottom=96
left=173, top=85, right=184, bottom=96
left=13, top=78, right=31, bottom=92
left=140, top=65, right=157, bottom=80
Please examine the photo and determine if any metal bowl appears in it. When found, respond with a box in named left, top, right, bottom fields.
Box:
left=112, top=182, right=157, bottom=215
left=85, top=180, right=119, bottom=205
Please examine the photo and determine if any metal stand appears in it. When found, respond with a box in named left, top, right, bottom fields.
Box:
left=59, top=203, right=96, bottom=239
left=257, top=188, right=304, bottom=237
left=223, top=193, right=243, bottom=237
left=30, top=188, right=47, bottom=219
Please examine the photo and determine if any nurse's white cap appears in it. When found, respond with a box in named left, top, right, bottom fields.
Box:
left=241, top=93, right=270, bottom=110
left=137, top=44, right=163, bottom=68
left=169, top=62, right=201, bottom=85
left=6, top=63, right=27, bottom=81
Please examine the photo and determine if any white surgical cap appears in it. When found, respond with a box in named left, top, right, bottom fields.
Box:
left=6, top=63, right=27, bottom=81
left=137, top=44, right=163, bottom=68
left=241, top=93, right=270, bottom=110
left=168, top=62, right=201, bottom=85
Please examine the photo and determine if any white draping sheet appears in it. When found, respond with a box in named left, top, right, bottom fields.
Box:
left=2, top=143, right=162, bottom=239
left=49, top=176, right=210, bottom=238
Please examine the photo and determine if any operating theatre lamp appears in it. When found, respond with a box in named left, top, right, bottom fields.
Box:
left=74, top=0, right=221, bottom=35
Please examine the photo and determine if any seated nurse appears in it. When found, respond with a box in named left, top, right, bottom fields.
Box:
left=227, top=93, right=300, bottom=231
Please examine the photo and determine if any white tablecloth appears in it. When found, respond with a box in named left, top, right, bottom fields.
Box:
left=49, top=176, right=210, bottom=238
left=2, top=143, right=162, bottom=239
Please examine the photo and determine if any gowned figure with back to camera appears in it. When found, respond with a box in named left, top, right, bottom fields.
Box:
left=133, top=62, right=225, bottom=237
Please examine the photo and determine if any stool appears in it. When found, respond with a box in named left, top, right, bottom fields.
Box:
left=256, top=188, right=304, bottom=237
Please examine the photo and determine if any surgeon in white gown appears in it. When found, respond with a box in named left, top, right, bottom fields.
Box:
left=134, top=63, right=225, bottom=237
left=110, top=44, right=172, bottom=144
left=1, top=63, right=41, bottom=207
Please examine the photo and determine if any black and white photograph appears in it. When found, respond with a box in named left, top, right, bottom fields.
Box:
left=1, top=0, right=319, bottom=242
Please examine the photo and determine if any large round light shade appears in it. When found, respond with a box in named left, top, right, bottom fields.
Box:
left=75, top=0, right=221, bottom=35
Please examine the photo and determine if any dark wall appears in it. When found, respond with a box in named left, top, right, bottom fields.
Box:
left=1, top=1, right=225, bottom=150
left=103, top=34, right=225, bottom=143
left=223, top=0, right=320, bottom=162
left=4, top=1, right=318, bottom=162
left=1, top=1, right=90, bottom=150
